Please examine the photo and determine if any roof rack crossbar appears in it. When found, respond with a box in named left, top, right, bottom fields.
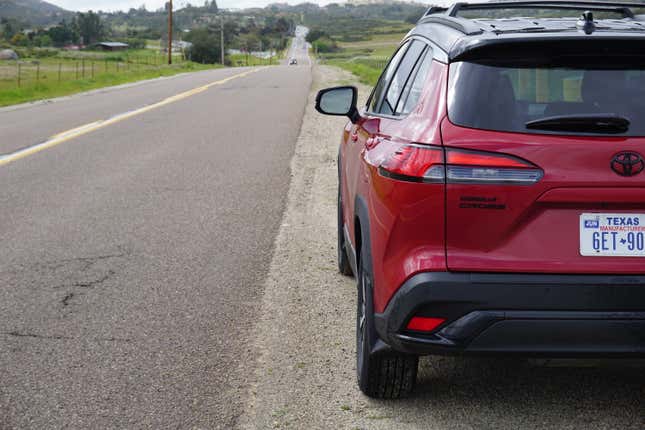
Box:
left=447, top=1, right=645, bottom=18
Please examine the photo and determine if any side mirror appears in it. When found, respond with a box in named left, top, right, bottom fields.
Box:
left=315, top=86, right=361, bottom=123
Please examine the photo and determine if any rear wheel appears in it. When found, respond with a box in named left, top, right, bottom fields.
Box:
left=356, top=241, right=418, bottom=399
left=337, top=186, right=353, bottom=276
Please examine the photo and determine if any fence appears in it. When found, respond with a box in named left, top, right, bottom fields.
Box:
left=0, top=54, right=185, bottom=90
left=348, top=56, right=388, bottom=70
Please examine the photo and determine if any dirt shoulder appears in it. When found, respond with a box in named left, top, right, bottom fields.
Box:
left=237, top=65, right=645, bottom=430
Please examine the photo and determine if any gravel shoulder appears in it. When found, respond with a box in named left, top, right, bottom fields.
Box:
left=238, top=65, right=645, bottom=430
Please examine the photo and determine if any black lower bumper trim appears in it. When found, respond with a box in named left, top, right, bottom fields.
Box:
left=374, top=272, right=645, bottom=356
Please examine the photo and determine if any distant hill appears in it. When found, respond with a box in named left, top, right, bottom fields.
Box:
left=0, top=0, right=73, bottom=26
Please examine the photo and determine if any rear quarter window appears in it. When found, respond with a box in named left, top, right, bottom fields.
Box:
left=369, top=41, right=410, bottom=113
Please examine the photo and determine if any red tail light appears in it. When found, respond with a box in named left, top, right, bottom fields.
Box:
left=406, top=316, right=446, bottom=332
left=446, top=149, right=534, bottom=168
left=378, top=144, right=444, bottom=183
left=378, top=144, right=543, bottom=185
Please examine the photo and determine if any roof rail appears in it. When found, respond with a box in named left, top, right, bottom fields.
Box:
left=418, top=15, right=484, bottom=35
left=446, top=1, right=645, bottom=19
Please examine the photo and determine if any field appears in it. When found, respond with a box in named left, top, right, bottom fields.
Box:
left=316, top=22, right=410, bottom=86
left=0, top=48, right=219, bottom=107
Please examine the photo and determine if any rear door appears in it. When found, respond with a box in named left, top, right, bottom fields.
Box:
left=443, top=53, right=645, bottom=274
left=345, top=39, right=430, bottom=241
left=342, top=40, right=410, bottom=244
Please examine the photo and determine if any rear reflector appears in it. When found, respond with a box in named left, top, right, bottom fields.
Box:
left=406, top=316, right=446, bottom=332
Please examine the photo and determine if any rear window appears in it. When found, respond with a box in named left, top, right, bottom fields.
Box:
left=448, top=60, right=645, bottom=136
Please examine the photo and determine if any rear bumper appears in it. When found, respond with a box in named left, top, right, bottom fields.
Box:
left=374, top=272, right=645, bottom=357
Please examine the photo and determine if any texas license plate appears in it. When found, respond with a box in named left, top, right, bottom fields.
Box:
left=580, top=213, right=645, bottom=256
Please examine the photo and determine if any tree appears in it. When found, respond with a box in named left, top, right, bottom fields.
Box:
left=204, top=0, right=218, bottom=12
left=1, top=18, right=22, bottom=40
left=47, top=21, right=78, bottom=46
left=185, top=28, right=222, bottom=64
left=223, top=20, right=239, bottom=45
left=238, top=33, right=260, bottom=53
left=10, top=33, right=29, bottom=46
left=274, top=17, right=291, bottom=34
left=74, top=11, right=105, bottom=45
left=306, top=28, right=328, bottom=43
left=311, top=36, right=337, bottom=53
left=34, top=34, right=53, bottom=47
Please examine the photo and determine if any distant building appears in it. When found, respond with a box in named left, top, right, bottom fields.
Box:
left=97, top=42, right=129, bottom=51
left=159, top=40, right=193, bottom=53
left=174, top=41, right=193, bottom=50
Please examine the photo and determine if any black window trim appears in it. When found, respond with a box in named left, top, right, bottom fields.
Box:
left=381, top=42, right=427, bottom=115
left=395, top=46, right=431, bottom=115
left=369, top=40, right=411, bottom=114
left=365, top=35, right=438, bottom=121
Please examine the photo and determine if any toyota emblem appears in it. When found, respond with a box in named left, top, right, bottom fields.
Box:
left=611, top=152, right=644, bottom=177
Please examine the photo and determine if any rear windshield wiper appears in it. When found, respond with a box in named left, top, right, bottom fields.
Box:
left=525, top=114, right=630, bottom=134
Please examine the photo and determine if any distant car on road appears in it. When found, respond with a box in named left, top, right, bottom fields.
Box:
left=289, top=58, right=298, bottom=65
left=316, top=0, right=645, bottom=399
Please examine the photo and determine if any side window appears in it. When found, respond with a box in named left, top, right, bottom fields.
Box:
left=379, top=40, right=427, bottom=116
left=398, top=48, right=433, bottom=115
left=369, top=41, right=410, bottom=113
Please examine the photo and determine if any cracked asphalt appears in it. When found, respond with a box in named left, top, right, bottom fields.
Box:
left=0, top=61, right=311, bottom=427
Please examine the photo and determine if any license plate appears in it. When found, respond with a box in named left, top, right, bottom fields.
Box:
left=580, top=213, right=645, bottom=257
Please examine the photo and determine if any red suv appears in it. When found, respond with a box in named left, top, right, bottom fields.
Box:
left=316, top=1, right=645, bottom=398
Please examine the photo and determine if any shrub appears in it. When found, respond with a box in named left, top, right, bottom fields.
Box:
left=185, top=28, right=223, bottom=64
left=312, top=36, right=338, bottom=53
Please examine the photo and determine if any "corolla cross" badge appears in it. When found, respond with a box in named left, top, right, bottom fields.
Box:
left=611, top=152, right=645, bottom=177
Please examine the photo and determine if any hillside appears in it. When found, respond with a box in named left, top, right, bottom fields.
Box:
left=0, top=0, right=72, bottom=26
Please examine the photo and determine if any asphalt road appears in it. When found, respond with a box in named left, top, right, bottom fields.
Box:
left=0, top=41, right=312, bottom=428
left=284, top=26, right=311, bottom=67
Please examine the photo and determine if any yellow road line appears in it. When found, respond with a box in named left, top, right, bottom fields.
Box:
left=0, top=68, right=262, bottom=167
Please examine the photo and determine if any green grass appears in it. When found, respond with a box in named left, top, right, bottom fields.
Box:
left=326, top=60, right=383, bottom=86
left=0, top=60, right=220, bottom=107
left=317, top=29, right=408, bottom=86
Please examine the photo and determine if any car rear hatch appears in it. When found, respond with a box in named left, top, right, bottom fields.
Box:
left=442, top=41, right=645, bottom=274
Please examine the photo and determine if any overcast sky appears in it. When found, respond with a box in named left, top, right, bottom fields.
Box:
left=47, top=0, right=438, bottom=13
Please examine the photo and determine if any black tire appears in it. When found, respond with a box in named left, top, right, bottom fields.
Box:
left=338, top=185, right=354, bottom=276
left=356, top=241, right=418, bottom=399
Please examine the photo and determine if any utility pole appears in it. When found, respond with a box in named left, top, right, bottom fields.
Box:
left=220, top=15, right=225, bottom=65
left=167, top=0, right=173, bottom=65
